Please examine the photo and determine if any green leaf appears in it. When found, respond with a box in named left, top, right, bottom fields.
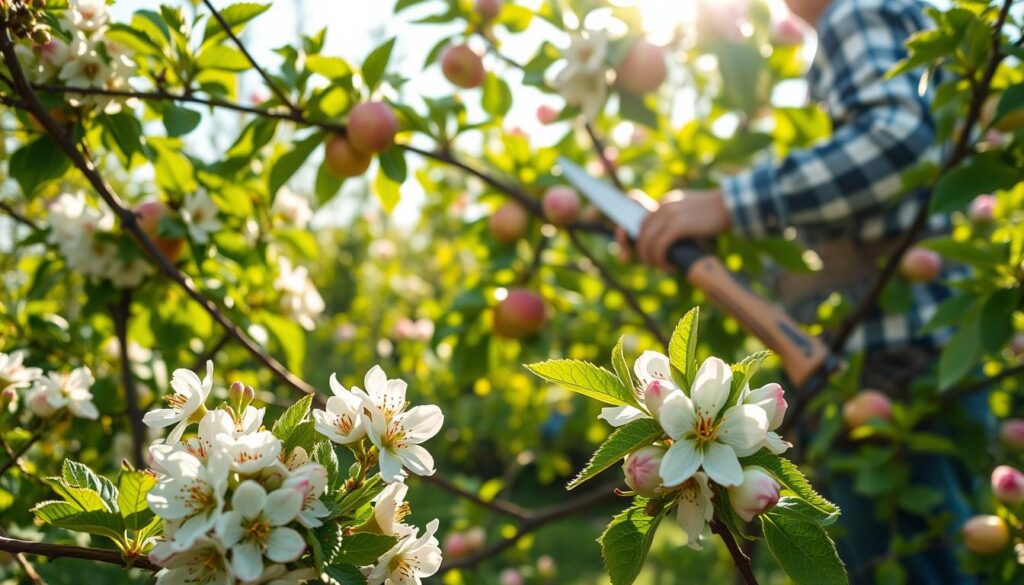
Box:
left=99, top=112, right=143, bottom=164
left=740, top=450, right=839, bottom=525
left=47, top=481, right=110, bottom=512
left=361, top=37, right=396, bottom=91
left=761, top=512, right=847, bottom=585
left=196, top=45, right=251, bottom=71
left=930, top=154, right=1020, bottom=213
left=482, top=73, right=513, bottom=117
left=598, top=502, right=666, bottom=585
left=312, top=440, right=342, bottom=493
left=322, top=563, right=367, bottom=585
left=117, top=469, right=156, bottom=531
left=333, top=533, right=398, bottom=566
left=994, top=83, right=1024, bottom=128
left=728, top=350, right=771, bottom=407
left=611, top=336, right=634, bottom=391
left=33, top=501, right=127, bottom=543
left=378, top=146, right=407, bottom=184
left=979, top=289, right=1020, bottom=353
left=63, top=460, right=118, bottom=511
left=202, top=2, right=271, bottom=44
left=306, top=55, right=353, bottom=80
left=152, top=141, right=198, bottom=193
left=526, top=360, right=637, bottom=406
left=163, top=105, right=202, bottom=137
left=618, top=90, right=656, bottom=127
left=668, top=307, right=700, bottom=388
left=10, top=134, right=70, bottom=196
left=374, top=168, right=401, bottom=213
left=770, top=496, right=839, bottom=526
left=255, top=310, right=306, bottom=373
left=567, top=419, right=662, bottom=490
left=272, top=394, right=314, bottom=443
left=938, top=316, right=980, bottom=390
left=315, top=160, right=345, bottom=205
left=269, top=132, right=324, bottom=197
left=921, top=293, right=975, bottom=333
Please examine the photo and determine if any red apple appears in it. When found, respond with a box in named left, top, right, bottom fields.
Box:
left=136, top=200, right=184, bottom=262
left=488, top=202, right=529, bottom=244
left=968, top=194, right=996, bottom=223
left=441, top=44, right=485, bottom=89
left=842, top=390, right=892, bottom=428
left=476, top=0, right=502, bottom=21
left=963, top=515, right=1009, bottom=555
left=536, top=105, right=559, bottom=125
left=899, top=247, right=942, bottom=283
left=347, top=101, right=399, bottom=154
left=494, top=289, right=546, bottom=339
left=542, top=186, right=581, bottom=226
left=325, top=135, right=372, bottom=178
left=615, top=39, right=667, bottom=95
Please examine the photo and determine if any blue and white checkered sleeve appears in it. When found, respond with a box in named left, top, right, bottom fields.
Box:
left=721, top=0, right=936, bottom=239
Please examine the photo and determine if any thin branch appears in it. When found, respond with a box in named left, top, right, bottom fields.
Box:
left=418, top=474, right=529, bottom=521
left=0, top=528, right=46, bottom=585
left=0, top=199, right=39, bottom=230
left=830, top=0, right=1015, bottom=354
left=584, top=122, right=627, bottom=192
left=567, top=229, right=670, bottom=348
left=437, top=478, right=622, bottom=573
left=942, top=362, right=1024, bottom=403
left=0, top=536, right=158, bottom=572
left=0, top=428, right=43, bottom=480
left=711, top=519, right=759, bottom=585
left=111, top=290, right=145, bottom=469
left=200, top=0, right=300, bottom=116
left=191, top=332, right=231, bottom=372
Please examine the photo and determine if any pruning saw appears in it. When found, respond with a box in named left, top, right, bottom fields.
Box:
left=557, top=157, right=836, bottom=389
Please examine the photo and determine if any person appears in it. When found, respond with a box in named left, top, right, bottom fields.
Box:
left=619, top=0, right=985, bottom=583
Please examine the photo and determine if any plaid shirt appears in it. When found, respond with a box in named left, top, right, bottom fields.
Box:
left=720, top=0, right=964, bottom=354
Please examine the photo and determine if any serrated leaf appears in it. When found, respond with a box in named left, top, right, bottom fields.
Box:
left=610, top=336, right=634, bottom=391
left=33, top=501, right=127, bottom=543
left=740, top=450, right=838, bottom=524
left=761, top=512, right=847, bottom=585
left=668, top=307, right=700, bottom=388
left=598, top=502, right=666, bottom=585
left=46, top=481, right=110, bottom=512
left=63, top=460, right=118, bottom=511
left=361, top=37, right=395, bottom=91
left=322, top=563, right=367, bottom=585
left=568, top=419, right=662, bottom=490
left=727, top=350, right=771, bottom=407
left=770, top=496, right=839, bottom=526
left=117, top=469, right=157, bottom=531
left=273, top=393, right=314, bottom=443
left=333, top=532, right=398, bottom=566
left=526, top=360, right=637, bottom=406
left=313, top=440, right=342, bottom=493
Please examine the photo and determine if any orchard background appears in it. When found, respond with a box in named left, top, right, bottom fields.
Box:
left=0, top=0, right=1022, bottom=584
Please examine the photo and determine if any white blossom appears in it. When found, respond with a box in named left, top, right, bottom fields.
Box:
left=274, top=256, right=325, bottom=331
left=26, top=367, right=98, bottom=420
left=281, top=463, right=330, bottom=528
left=0, top=350, right=43, bottom=409
left=676, top=472, right=714, bottom=550
left=553, top=30, right=609, bottom=119
left=599, top=350, right=676, bottom=427
left=369, top=481, right=413, bottom=537
left=366, top=402, right=443, bottom=483
left=364, top=519, right=442, bottom=585
left=272, top=188, right=313, bottom=229
left=143, top=361, right=214, bottom=445
left=182, top=192, right=223, bottom=244
left=148, top=450, right=230, bottom=551
left=151, top=537, right=232, bottom=585
left=215, top=480, right=306, bottom=582
left=61, top=0, right=110, bottom=33
left=313, top=374, right=367, bottom=445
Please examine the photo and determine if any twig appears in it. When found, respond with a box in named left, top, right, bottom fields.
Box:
left=711, top=519, right=759, bottom=585
left=418, top=474, right=529, bottom=520
left=584, top=122, right=626, bottom=192
left=941, top=362, right=1024, bottom=402
left=111, top=290, right=145, bottom=469
left=0, top=536, right=158, bottom=572
left=437, top=478, right=622, bottom=573
left=830, top=0, right=1015, bottom=354
left=0, top=427, right=43, bottom=480
left=0, top=528, right=46, bottom=585
left=191, top=333, right=231, bottom=372
left=567, top=229, right=670, bottom=348
left=200, top=0, right=300, bottom=116
left=0, top=199, right=39, bottom=230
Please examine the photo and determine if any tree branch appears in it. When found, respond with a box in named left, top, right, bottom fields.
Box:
left=0, top=426, right=43, bottom=480
left=0, top=199, right=40, bottom=230
left=0, top=536, right=158, bottom=572
left=418, top=474, right=529, bottom=521
left=584, top=122, right=626, bottom=193
left=711, top=519, right=759, bottom=585
left=111, top=289, right=145, bottom=469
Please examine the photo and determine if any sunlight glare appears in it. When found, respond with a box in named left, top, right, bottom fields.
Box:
left=611, top=0, right=697, bottom=45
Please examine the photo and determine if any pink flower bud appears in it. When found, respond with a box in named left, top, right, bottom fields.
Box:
left=0, top=387, right=16, bottom=406
left=443, top=532, right=470, bottom=558
left=745, top=383, right=787, bottom=430
left=500, top=568, right=525, bottom=585
left=623, top=445, right=666, bottom=497
left=968, top=194, right=996, bottom=223
left=643, top=380, right=672, bottom=418
left=992, top=465, right=1024, bottom=505
left=728, top=467, right=781, bottom=522
left=999, top=419, right=1024, bottom=450
left=842, top=390, right=892, bottom=428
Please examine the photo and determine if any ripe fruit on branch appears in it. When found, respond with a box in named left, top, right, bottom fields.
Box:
left=541, top=186, right=581, bottom=226
left=325, top=135, right=371, bottom=178
left=136, top=200, right=184, bottom=262
left=494, top=289, right=546, bottom=339
left=842, top=390, right=892, bottom=428
left=347, top=101, right=398, bottom=154
left=899, top=247, right=942, bottom=283
left=476, top=0, right=501, bottom=21
left=615, top=39, right=667, bottom=95
left=441, top=44, right=485, bottom=89
left=962, top=515, right=1009, bottom=555
left=488, top=202, right=529, bottom=243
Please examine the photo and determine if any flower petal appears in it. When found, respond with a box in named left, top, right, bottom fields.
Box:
left=264, top=488, right=303, bottom=526
left=717, top=405, right=768, bottom=456
left=378, top=450, right=407, bottom=483
left=397, top=444, right=435, bottom=477
left=659, top=439, right=701, bottom=487
left=230, top=540, right=264, bottom=583
left=633, top=350, right=671, bottom=386
left=215, top=511, right=244, bottom=548
left=690, top=357, right=732, bottom=420
left=657, top=390, right=696, bottom=441
left=231, top=480, right=267, bottom=519
left=701, top=441, right=743, bottom=487
left=399, top=405, right=443, bottom=443
left=143, top=408, right=181, bottom=428
left=598, top=405, right=647, bottom=427
left=266, top=527, right=306, bottom=563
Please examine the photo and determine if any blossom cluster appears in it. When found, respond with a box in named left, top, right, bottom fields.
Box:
left=15, top=0, right=135, bottom=114
left=552, top=29, right=609, bottom=119
left=142, top=362, right=443, bottom=584
left=615, top=351, right=786, bottom=549
left=0, top=349, right=98, bottom=420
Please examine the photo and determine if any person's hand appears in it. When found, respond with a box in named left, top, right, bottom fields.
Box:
left=615, top=189, right=731, bottom=272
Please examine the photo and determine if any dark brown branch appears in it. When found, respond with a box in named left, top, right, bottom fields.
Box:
left=711, top=519, right=759, bottom=585
left=0, top=536, right=158, bottom=572
left=418, top=474, right=529, bottom=520
left=111, top=290, right=145, bottom=469
left=0, top=199, right=39, bottom=230
left=567, top=229, right=670, bottom=348
left=437, top=478, right=622, bottom=573
left=584, top=122, right=627, bottom=193
left=830, top=0, right=1015, bottom=354
left=0, top=427, right=43, bottom=479
left=200, top=0, right=300, bottom=116
left=0, top=37, right=316, bottom=398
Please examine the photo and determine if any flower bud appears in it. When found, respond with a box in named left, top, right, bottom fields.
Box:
left=992, top=465, right=1024, bottom=505
left=643, top=380, right=672, bottom=418
left=842, top=390, right=892, bottom=428
left=228, top=380, right=245, bottom=405
left=728, top=467, right=781, bottom=522
left=963, top=515, right=1010, bottom=555
left=968, top=194, right=996, bottom=223
left=745, top=383, right=787, bottom=430
left=0, top=387, right=17, bottom=408
left=499, top=568, right=525, bottom=585
left=623, top=445, right=666, bottom=498
left=1000, top=419, right=1024, bottom=450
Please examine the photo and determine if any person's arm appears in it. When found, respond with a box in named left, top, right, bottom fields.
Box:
left=721, top=0, right=937, bottom=239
